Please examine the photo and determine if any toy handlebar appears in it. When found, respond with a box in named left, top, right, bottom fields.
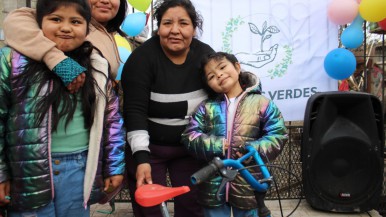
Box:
left=190, top=158, right=223, bottom=185
left=191, top=145, right=272, bottom=192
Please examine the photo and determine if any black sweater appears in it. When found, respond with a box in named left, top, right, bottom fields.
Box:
left=121, top=35, right=214, bottom=164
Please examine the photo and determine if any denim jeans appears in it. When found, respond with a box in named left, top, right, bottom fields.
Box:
left=9, top=151, right=89, bottom=217
left=203, top=203, right=258, bottom=217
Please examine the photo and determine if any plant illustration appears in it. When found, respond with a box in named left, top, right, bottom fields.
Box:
left=222, top=16, right=245, bottom=53
left=248, top=21, right=280, bottom=52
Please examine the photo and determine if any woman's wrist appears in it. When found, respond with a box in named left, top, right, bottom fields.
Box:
left=133, top=150, right=150, bottom=165
left=52, top=57, right=86, bottom=86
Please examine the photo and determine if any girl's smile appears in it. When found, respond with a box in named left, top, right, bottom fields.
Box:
left=205, top=58, right=243, bottom=98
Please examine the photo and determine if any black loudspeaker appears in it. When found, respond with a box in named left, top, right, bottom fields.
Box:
left=302, top=91, right=384, bottom=213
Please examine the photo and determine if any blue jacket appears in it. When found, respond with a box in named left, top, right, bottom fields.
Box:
left=181, top=72, right=288, bottom=209
left=0, top=47, right=126, bottom=211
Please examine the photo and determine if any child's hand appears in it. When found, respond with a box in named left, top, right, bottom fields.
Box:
left=104, top=175, right=124, bottom=193
left=0, top=181, right=10, bottom=206
left=224, top=139, right=230, bottom=150
left=67, top=73, right=86, bottom=94
left=236, top=146, right=253, bottom=164
left=223, top=138, right=230, bottom=156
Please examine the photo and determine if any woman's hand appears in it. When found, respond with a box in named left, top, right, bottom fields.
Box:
left=67, top=73, right=86, bottom=94
left=0, top=181, right=10, bottom=206
left=104, top=175, right=124, bottom=193
left=136, top=163, right=152, bottom=188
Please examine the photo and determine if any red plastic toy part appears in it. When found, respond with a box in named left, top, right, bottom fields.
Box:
left=135, top=184, right=190, bottom=207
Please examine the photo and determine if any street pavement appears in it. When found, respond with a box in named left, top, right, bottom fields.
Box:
left=90, top=200, right=382, bottom=217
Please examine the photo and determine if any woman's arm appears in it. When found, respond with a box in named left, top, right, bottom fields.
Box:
left=4, top=7, right=65, bottom=69
left=121, top=47, right=152, bottom=164
left=103, top=80, right=126, bottom=177
left=3, top=7, right=85, bottom=88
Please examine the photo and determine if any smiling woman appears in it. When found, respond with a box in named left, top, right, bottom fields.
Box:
left=89, top=0, right=120, bottom=26
left=121, top=0, right=214, bottom=217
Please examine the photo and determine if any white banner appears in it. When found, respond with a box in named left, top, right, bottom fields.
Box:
left=192, top=0, right=339, bottom=121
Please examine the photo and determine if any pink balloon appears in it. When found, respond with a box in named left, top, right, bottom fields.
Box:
left=356, top=0, right=361, bottom=3
left=328, top=0, right=359, bottom=25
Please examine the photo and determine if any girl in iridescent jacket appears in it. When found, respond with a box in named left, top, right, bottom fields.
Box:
left=0, top=0, right=125, bottom=216
left=181, top=52, right=288, bottom=217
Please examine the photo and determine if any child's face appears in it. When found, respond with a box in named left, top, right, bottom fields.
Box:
left=204, top=57, right=243, bottom=98
left=41, top=5, right=88, bottom=52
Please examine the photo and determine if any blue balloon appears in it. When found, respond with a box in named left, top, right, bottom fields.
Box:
left=324, top=48, right=356, bottom=80
left=121, top=12, right=146, bottom=37
left=116, top=47, right=131, bottom=80
left=351, top=14, right=364, bottom=28
left=341, top=26, right=364, bottom=49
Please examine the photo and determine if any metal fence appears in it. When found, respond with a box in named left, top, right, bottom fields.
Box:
left=114, top=122, right=305, bottom=201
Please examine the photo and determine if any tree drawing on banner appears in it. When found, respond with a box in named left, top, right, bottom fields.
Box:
left=236, top=21, right=280, bottom=69
left=222, top=17, right=293, bottom=79
left=250, top=21, right=279, bottom=52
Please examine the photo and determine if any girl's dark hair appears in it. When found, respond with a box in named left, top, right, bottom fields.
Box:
left=15, top=43, right=109, bottom=131
left=106, top=0, right=128, bottom=36
left=15, top=0, right=110, bottom=131
left=36, top=0, right=92, bottom=34
left=154, top=0, right=203, bottom=34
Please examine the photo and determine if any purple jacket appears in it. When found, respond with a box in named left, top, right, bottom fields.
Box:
left=0, top=47, right=125, bottom=211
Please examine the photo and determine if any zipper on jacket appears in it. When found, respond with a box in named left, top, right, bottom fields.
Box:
left=48, top=81, right=55, bottom=199
left=224, top=92, right=247, bottom=202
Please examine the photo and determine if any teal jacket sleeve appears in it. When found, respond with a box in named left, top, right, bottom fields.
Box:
left=246, top=100, right=288, bottom=162
left=0, top=47, right=12, bottom=183
left=181, top=102, right=225, bottom=162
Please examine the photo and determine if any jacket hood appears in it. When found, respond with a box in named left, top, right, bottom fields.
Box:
left=240, top=71, right=262, bottom=94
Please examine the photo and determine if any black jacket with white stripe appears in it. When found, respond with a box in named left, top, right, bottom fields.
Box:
left=121, top=35, right=214, bottom=164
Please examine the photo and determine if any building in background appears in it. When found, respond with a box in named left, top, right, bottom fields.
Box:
left=0, top=0, right=37, bottom=47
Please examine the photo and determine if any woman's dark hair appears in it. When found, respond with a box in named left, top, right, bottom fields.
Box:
left=154, top=0, right=203, bottom=34
left=200, top=52, right=253, bottom=99
left=36, top=0, right=92, bottom=34
left=106, top=0, right=128, bottom=36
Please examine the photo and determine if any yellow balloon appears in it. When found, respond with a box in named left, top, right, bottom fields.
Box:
left=114, top=34, right=132, bottom=52
left=359, top=0, right=386, bottom=22
left=128, top=0, right=152, bottom=12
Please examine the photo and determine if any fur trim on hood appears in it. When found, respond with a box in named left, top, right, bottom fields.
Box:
left=240, top=71, right=262, bottom=94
